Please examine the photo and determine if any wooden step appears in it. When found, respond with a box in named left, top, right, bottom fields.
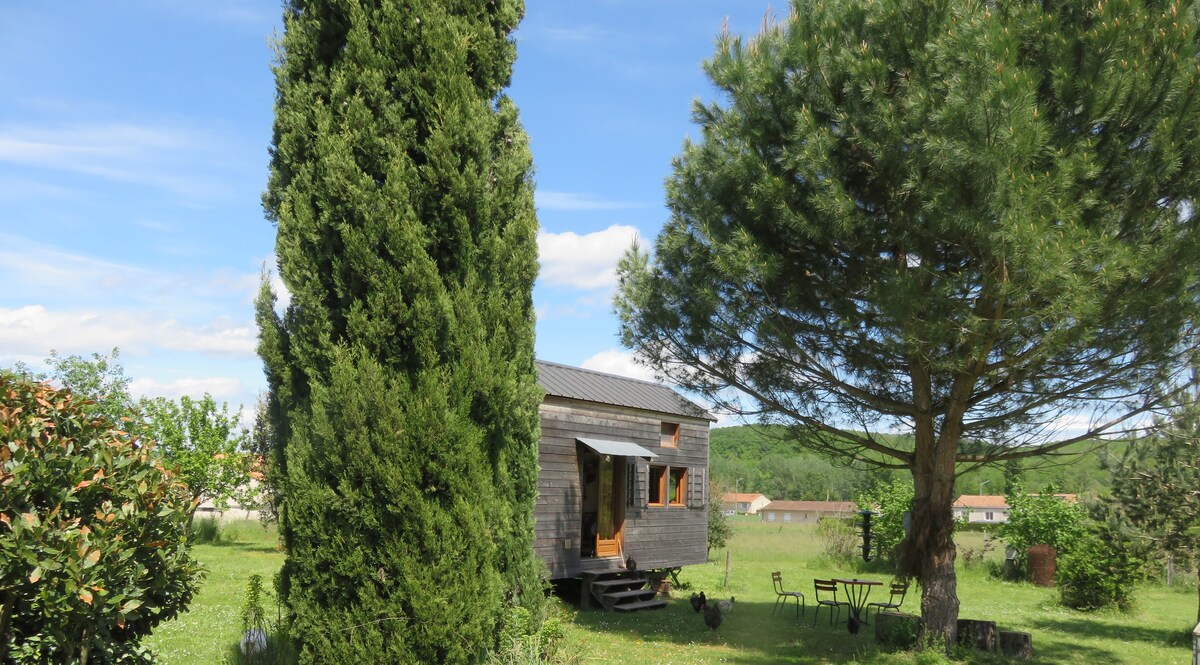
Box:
left=602, top=588, right=658, bottom=602
left=589, top=577, right=648, bottom=590
left=613, top=599, right=668, bottom=612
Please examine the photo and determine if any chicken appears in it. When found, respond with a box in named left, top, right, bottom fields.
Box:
left=716, top=596, right=734, bottom=614
left=703, top=603, right=723, bottom=631
left=690, top=591, right=707, bottom=613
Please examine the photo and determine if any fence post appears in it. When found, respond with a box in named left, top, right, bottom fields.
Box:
left=1192, top=620, right=1199, bottom=665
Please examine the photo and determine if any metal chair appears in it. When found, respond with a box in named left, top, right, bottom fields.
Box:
left=812, top=579, right=850, bottom=626
left=771, top=571, right=805, bottom=618
left=866, top=581, right=909, bottom=622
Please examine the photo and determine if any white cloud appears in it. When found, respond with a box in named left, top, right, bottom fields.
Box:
left=535, top=191, right=647, bottom=211
left=581, top=348, right=656, bottom=382
left=538, top=225, right=639, bottom=290
left=0, top=122, right=225, bottom=197
left=0, top=233, right=147, bottom=292
left=580, top=347, right=742, bottom=427
left=129, top=376, right=244, bottom=402
left=0, top=305, right=257, bottom=359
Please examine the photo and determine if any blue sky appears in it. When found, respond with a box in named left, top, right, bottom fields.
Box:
left=0, top=1, right=774, bottom=421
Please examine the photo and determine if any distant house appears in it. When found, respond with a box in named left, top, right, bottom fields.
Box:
left=952, top=493, right=1079, bottom=524
left=720, top=492, right=770, bottom=515
left=533, top=360, right=716, bottom=580
left=760, top=500, right=856, bottom=524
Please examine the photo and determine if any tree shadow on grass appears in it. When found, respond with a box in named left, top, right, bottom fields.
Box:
left=566, top=596, right=900, bottom=664
left=1030, top=615, right=1189, bottom=650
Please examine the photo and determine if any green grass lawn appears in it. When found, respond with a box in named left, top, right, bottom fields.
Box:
left=148, top=518, right=1197, bottom=664
left=145, top=521, right=285, bottom=664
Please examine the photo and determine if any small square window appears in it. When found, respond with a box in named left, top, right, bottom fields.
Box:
left=668, top=467, right=687, bottom=506
left=648, top=466, right=666, bottom=506
left=660, top=422, right=679, bottom=447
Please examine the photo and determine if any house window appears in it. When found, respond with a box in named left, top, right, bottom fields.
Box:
left=660, top=422, right=679, bottom=447
left=784, top=513, right=792, bottom=522
left=985, top=511, right=994, bottom=521
left=767, top=512, right=775, bottom=522
left=668, top=467, right=687, bottom=506
left=648, top=465, right=667, bottom=506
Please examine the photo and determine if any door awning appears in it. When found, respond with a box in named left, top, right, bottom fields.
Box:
left=576, top=437, right=657, bottom=459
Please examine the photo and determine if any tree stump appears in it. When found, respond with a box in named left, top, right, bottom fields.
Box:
left=1000, top=630, right=1034, bottom=660
left=957, top=618, right=997, bottom=652
left=874, top=611, right=920, bottom=648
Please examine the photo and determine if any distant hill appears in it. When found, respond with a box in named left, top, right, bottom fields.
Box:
left=710, top=424, right=1123, bottom=503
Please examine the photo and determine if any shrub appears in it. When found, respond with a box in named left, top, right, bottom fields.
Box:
left=857, top=479, right=914, bottom=560
left=0, top=371, right=204, bottom=662
left=998, top=484, right=1087, bottom=575
left=193, top=516, right=222, bottom=544
left=1058, top=525, right=1148, bottom=612
left=815, top=517, right=859, bottom=561
left=489, top=599, right=577, bottom=664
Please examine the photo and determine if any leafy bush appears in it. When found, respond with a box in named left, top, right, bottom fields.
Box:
left=815, top=517, right=859, bottom=561
left=857, top=479, right=914, bottom=560
left=489, top=599, right=577, bottom=664
left=1058, top=525, right=1149, bottom=612
left=193, top=516, right=222, bottom=544
left=998, top=484, right=1087, bottom=575
left=0, top=371, right=204, bottom=662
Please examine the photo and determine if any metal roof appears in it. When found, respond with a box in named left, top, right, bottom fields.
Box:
left=535, top=359, right=715, bottom=421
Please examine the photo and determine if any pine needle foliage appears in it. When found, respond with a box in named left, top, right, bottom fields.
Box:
left=616, top=0, right=1200, bottom=650
left=257, top=1, right=542, bottom=661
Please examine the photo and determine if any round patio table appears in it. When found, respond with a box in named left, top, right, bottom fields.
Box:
left=831, top=578, right=882, bottom=631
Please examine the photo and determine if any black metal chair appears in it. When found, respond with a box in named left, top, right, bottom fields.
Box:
left=771, top=571, right=805, bottom=618
left=866, top=581, right=909, bottom=622
left=812, top=579, right=850, bottom=626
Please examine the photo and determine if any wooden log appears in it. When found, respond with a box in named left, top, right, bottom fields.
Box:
left=874, top=611, right=920, bottom=648
left=957, top=618, right=997, bottom=652
left=999, top=630, right=1033, bottom=660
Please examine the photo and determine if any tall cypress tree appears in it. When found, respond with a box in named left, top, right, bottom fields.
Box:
left=257, top=1, right=542, bottom=661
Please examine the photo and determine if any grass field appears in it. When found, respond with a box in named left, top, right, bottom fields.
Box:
left=147, top=518, right=1198, bottom=664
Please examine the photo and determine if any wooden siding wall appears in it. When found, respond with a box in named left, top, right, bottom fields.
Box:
left=535, top=397, right=710, bottom=579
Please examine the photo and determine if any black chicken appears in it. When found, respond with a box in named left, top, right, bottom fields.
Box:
left=703, top=603, right=723, bottom=631
left=689, top=591, right=706, bottom=613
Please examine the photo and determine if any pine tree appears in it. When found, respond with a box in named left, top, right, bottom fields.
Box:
left=617, top=0, right=1200, bottom=650
left=1106, top=377, right=1200, bottom=625
left=257, top=1, right=542, bottom=661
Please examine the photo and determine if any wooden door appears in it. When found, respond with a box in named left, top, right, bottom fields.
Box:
left=595, top=456, right=625, bottom=558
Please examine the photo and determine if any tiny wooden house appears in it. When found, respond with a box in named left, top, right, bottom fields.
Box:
left=534, top=360, right=714, bottom=580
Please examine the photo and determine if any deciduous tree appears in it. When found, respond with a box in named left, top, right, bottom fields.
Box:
left=616, top=0, right=1200, bottom=649
left=140, top=394, right=254, bottom=523
left=257, top=0, right=542, bottom=661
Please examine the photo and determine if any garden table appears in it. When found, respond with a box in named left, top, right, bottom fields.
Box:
left=831, top=578, right=882, bottom=630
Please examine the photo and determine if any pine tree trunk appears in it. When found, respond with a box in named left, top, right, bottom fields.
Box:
left=901, top=388, right=961, bottom=652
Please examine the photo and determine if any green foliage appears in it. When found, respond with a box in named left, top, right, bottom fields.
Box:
left=615, top=0, right=1200, bottom=644
left=15, top=348, right=137, bottom=427
left=140, top=394, right=253, bottom=513
left=1058, top=524, right=1149, bottom=612
left=857, top=480, right=914, bottom=561
left=488, top=600, right=575, bottom=665
left=240, top=575, right=266, bottom=633
left=998, top=485, right=1087, bottom=573
left=707, top=483, right=733, bottom=555
left=815, top=517, right=859, bottom=561
left=0, top=370, right=203, bottom=663
left=1104, top=377, right=1200, bottom=623
left=258, top=0, right=542, bottom=661
left=192, top=516, right=223, bottom=545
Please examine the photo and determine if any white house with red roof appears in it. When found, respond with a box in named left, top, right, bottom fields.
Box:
left=952, top=493, right=1079, bottom=524
left=720, top=492, right=771, bottom=515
